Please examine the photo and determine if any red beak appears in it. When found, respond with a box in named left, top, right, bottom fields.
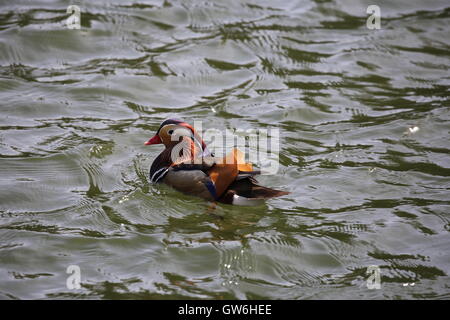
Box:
left=144, top=135, right=162, bottom=145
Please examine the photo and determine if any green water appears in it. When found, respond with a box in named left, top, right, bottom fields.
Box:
left=0, top=0, right=449, bottom=299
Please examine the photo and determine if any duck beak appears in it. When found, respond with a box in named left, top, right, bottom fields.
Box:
left=144, top=135, right=162, bottom=145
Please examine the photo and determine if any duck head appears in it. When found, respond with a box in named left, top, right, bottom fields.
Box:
left=144, top=119, right=207, bottom=152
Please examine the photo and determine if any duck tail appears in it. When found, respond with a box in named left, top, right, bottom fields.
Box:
left=218, top=177, right=289, bottom=205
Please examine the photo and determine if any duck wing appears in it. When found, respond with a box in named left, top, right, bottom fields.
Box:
left=163, top=169, right=215, bottom=200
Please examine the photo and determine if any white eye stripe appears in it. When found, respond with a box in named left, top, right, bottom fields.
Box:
left=167, top=126, right=193, bottom=142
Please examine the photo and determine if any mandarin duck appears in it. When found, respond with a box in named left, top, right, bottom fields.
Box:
left=145, top=119, right=289, bottom=205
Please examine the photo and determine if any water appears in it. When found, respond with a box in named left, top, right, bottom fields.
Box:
left=0, top=0, right=449, bottom=299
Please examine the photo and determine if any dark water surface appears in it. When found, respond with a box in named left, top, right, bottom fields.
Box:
left=0, top=0, right=449, bottom=299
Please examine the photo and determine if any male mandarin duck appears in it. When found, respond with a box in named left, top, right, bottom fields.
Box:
left=145, top=119, right=289, bottom=205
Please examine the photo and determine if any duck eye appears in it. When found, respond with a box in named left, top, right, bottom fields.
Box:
left=168, top=130, right=174, bottom=135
